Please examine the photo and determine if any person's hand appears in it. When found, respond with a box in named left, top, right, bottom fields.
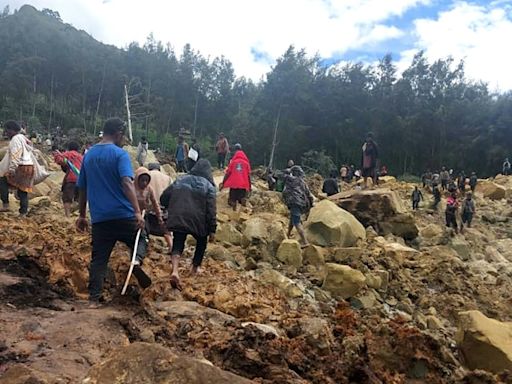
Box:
left=209, top=234, right=215, bottom=243
left=76, top=217, right=89, bottom=232
left=219, top=183, right=224, bottom=191
left=135, top=212, right=145, bottom=230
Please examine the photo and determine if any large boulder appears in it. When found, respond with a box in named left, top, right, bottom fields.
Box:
left=161, top=163, right=177, bottom=181
left=83, top=342, right=252, bottom=384
left=302, top=244, right=326, bottom=266
left=216, top=223, right=243, bottom=246
left=241, top=215, right=287, bottom=258
left=384, top=242, right=419, bottom=264
left=322, top=263, right=366, bottom=299
left=305, top=200, right=366, bottom=247
left=331, top=189, right=419, bottom=239
left=476, top=181, right=506, bottom=200
left=276, top=239, right=303, bottom=267
left=124, top=145, right=158, bottom=169
left=456, top=310, right=512, bottom=373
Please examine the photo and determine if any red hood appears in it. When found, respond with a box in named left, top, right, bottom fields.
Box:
left=231, top=150, right=249, bottom=163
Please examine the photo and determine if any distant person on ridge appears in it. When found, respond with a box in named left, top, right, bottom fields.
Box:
left=361, top=132, right=379, bottom=188
left=440, top=167, right=450, bottom=191
left=469, top=172, right=478, bottom=193
left=460, top=192, right=475, bottom=232
left=445, top=192, right=459, bottom=234
left=0, top=120, right=35, bottom=215
left=339, top=165, right=349, bottom=182
left=215, top=133, right=229, bottom=169
left=411, top=186, right=423, bottom=210
left=175, top=136, right=189, bottom=173
left=219, top=143, right=251, bottom=211
left=503, top=158, right=511, bottom=176
left=160, top=159, right=216, bottom=290
left=53, top=141, right=83, bottom=217
left=283, top=165, right=313, bottom=247
left=76, top=118, right=151, bottom=306
left=136, top=136, right=148, bottom=166
left=322, top=170, right=339, bottom=197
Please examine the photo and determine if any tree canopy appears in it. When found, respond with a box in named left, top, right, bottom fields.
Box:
left=0, top=5, right=511, bottom=176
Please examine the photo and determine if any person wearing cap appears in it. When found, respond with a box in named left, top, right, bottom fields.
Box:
left=76, top=117, right=151, bottom=306
left=219, top=143, right=251, bottom=211
left=215, top=133, right=229, bottom=169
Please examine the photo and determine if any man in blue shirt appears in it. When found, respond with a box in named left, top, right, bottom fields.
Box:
left=76, top=118, right=151, bottom=305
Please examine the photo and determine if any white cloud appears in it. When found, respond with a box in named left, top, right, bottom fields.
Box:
left=2, top=0, right=420, bottom=80
left=403, top=1, right=512, bottom=90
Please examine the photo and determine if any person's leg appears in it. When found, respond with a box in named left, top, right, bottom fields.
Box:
left=295, top=223, right=308, bottom=246
left=0, top=177, right=9, bottom=210
left=164, top=232, right=173, bottom=253
left=89, top=222, right=117, bottom=301
left=217, top=153, right=222, bottom=169
left=191, top=234, right=208, bottom=274
left=18, top=189, right=28, bottom=215
left=287, top=216, right=293, bottom=238
left=170, top=232, right=186, bottom=289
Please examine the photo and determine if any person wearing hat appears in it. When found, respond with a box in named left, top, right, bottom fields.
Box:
left=76, top=118, right=151, bottom=306
left=215, top=133, right=229, bottom=169
left=219, top=143, right=251, bottom=211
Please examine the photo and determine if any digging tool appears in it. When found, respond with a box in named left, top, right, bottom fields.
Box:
left=121, top=210, right=149, bottom=295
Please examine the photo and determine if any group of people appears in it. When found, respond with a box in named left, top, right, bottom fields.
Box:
left=414, top=165, right=479, bottom=234
left=74, top=118, right=220, bottom=303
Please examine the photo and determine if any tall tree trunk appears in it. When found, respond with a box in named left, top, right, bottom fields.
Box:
left=268, top=105, right=282, bottom=169
left=93, top=64, right=106, bottom=136
left=48, top=73, right=54, bottom=133
left=31, top=69, right=37, bottom=117
left=193, top=91, right=199, bottom=138
left=145, top=78, right=152, bottom=138
left=82, top=70, right=87, bottom=132
left=124, top=83, right=133, bottom=143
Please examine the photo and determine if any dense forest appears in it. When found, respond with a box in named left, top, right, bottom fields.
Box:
left=0, top=4, right=511, bottom=176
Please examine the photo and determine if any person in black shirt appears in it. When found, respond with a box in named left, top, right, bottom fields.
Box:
left=322, top=170, right=340, bottom=197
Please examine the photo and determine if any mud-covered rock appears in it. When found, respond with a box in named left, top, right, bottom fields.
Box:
left=305, top=200, right=366, bottom=247
left=457, top=310, right=512, bottom=373
left=256, top=269, right=304, bottom=298
left=276, top=239, right=302, bottom=267
left=477, top=181, right=506, bottom=200
left=216, top=223, right=243, bottom=246
left=83, top=342, right=252, bottom=384
left=332, top=188, right=419, bottom=239
left=322, top=263, right=366, bottom=299
left=302, top=244, right=325, bottom=266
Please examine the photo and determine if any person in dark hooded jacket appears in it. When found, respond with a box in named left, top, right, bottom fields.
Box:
left=283, top=165, right=313, bottom=246
left=160, top=159, right=216, bottom=290
left=322, top=170, right=339, bottom=196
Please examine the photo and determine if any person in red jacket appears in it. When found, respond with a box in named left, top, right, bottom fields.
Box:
left=53, top=141, right=83, bottom=217
left=219, top=143, right=251, bottom=211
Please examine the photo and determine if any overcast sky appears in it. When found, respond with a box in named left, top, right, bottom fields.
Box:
left=2, top=0, right=512, bottom=90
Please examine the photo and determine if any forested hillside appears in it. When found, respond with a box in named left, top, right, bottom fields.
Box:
left=0, top=4, right=511, bottom=175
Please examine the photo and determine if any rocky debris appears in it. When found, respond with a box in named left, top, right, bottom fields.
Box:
left=161, top=163, right=177, bottom=180
left=476, top=181, right=507, bottom=200
left=83, top=342, right=253, bottom=384
left=247, top=190, right=288, bottom=216
left=332, top=188, right=419, bottom=239
left=305, top=200, right=366, bottom=247
left=124, top=145, right=159, bottom=169
left=322, top=263, right=366, bottom=299
left=276, top=239, right=302, bottom=267
left=457, top=310, right=512, bottom=373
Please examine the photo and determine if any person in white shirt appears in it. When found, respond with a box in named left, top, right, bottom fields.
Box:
left=0, top=121, right=35, bottom=215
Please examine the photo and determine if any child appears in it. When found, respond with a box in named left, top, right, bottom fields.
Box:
left=445, top=192, right=459, bottom=234
left=135, top=167, right=173, bottom=253
left=432, top=183, right=441, bottom=210
left=461, top=192, right=475, bottom=231
left=53, top=141, right=83, bottom=217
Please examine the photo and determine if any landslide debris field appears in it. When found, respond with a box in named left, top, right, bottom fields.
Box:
left=2, top=150, right=512, bottom=383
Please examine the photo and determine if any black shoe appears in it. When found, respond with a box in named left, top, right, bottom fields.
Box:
left=133, top=265, right=152, bottom=289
